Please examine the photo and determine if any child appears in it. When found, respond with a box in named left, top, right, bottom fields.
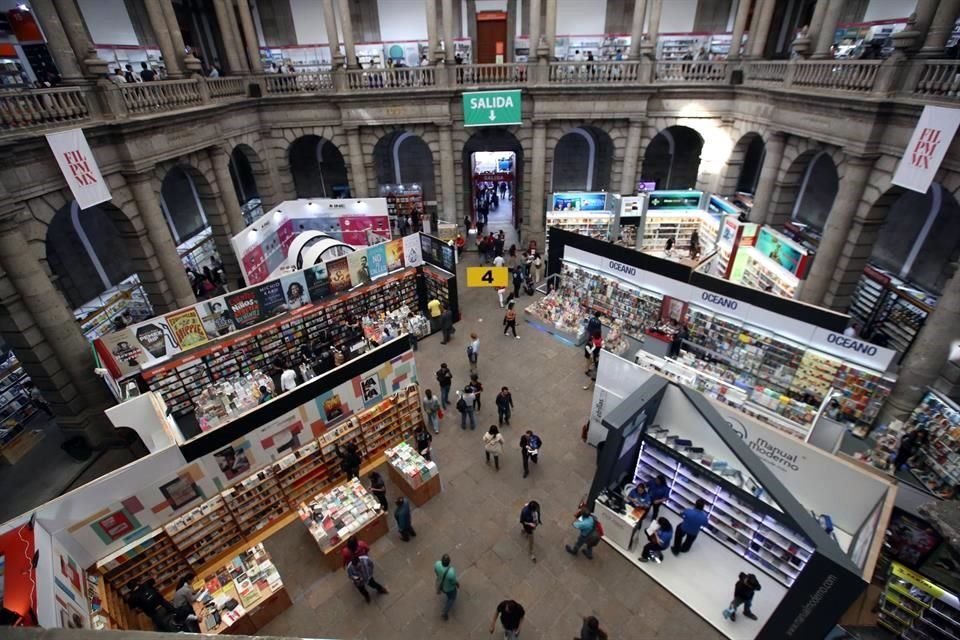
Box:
left=723, top=573, right=762, bottom=621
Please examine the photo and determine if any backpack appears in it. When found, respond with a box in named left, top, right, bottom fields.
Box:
left=593, top=516, right=604, bottom=538
left=456, top=396, right=467, bottom=413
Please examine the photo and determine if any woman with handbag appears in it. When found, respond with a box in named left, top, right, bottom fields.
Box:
left=434, top=553, right=459, bottom=620
left=483, top=425, right=505, bottom=470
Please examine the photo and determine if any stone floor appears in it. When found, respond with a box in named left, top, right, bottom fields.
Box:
left=258, top=251, right=724, bottom=640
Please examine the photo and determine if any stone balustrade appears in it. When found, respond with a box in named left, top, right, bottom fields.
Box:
left=1, top=57, right=957, bottom=136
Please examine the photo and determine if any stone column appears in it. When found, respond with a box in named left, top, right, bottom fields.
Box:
left=237, top=0, right=263, bottom=72
left=799, top=156, right=874, bottom=306
left=442, top=0, right=455, bottom=63
left=426, top=0, right=440, bottom=62
left=322, top=0, right=344, bottom=68
left=346, top=128, right=369, bottom=197
left=529, top=0, right=541, bottom=55
left=229, top=0, right=250, bottom=72
left=882, top=269, right=960, bottom=420
left=619, top=120, right=644, bottom=195
left=143, top=0, right=183, bottom=78
left=28, top=0, right=85, bottom=83
left=812, top=0, right=847, bottom=59
left=627, top=0, right=648, bottom=59
left=544, top=0, right=557, bottom=59
left=919, top=0, right=960, bottom=57
left=646, top=0, right=663, bottom=56
left=212, top=146, right=248, bottom=235
left=0, top=218, right=113, bottom=440
left=212, top=0, right=243, bottom=73
left=160, top=0, right=199, bottom=74
left=127, top=173, right=196, bottom=308
left=438, top=124, right=457, bottom=223
left=728, top=0, right=752, bottom=60
left=506, top=0, right=516, bottom=62
left=914, top=0, right=942, bottom=45
left=337, top=0, right=358, bottom=68
left=750, top=0, right=778, bottom=58
left=51, top=0, right=105, bottom=75
left=529, top=121, right=547, bottom=239
left=749, top=132, right=786, bottom=223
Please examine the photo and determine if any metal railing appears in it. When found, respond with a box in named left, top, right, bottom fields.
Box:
left=0, top=86, right=91, bottom=129
left=655, top=61, right=729, bottom=83
left=346, top=66, right=437, bottom=90
left=206, top=76, right=247, bottom=98
left=547, top=60, right=641, bottom=83
left=263, top=71, right=333, bottom=94
left=119, top=78, right=202, bottom=114
left=791, top=60, right=882, bottom=93
left=454, top=62, right=529, bottom=85
left=911, top=60, right=960, bottom=98
left=741, top=61, right=789, bottom=85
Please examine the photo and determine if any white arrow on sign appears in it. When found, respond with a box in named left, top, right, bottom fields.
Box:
left=488, top=110, right=496, bottom=121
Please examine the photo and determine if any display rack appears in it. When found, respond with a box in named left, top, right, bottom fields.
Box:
left=380, top=184, right=425, bottom=235
left=97, top=528, right=192, bottom=603
left=904, top=390, right=960, bottom=499
left=657, top=35, right=706, bottom=60
left=878, top=562, right=960, bottom=639
left=738, top=250, right=799, bottom=298
left=164, top=495, right=244, bottom=568
left=545, top=212, right=613, bottom=255
left=222, top=467, right=288, bottom=536
left=634, top=435, right=813, bottom=587
left=849, top=264, right=935, bottom=353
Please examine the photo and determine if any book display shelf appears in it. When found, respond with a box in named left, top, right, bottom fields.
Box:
left=739, top=251, right=799, bottom=298
left=849, top=265, right=935, bottom=353
left=878, top=562, right=960, bottom=640
left=381, top=184, right=425, bottom=235
left=165, top=496, right=244, bottom=568
left=905, top=391, right=960, bottom=499
left=545, top=213, right=613, bottom=256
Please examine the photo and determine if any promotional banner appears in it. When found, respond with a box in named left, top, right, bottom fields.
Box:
left=403, top=234, right=424, bottom=267
left=45, top=129, right=111, bottom=209
left=893, top=106, right=960, bottom=194
left=347, top=251, right=373, bottom=287
left=303, top=264, right=330, bottom=301
left=326, top=256, right=352, bottom=292
left=551, top=192, right=608, bottom=211
left=385, top=239, right=404, bottom=271
left=256, top=280, right=287, bottom=318
left=280, top=271, right=309, bottom=310
left=647, top=190, right=703, bottom=210
left=164, top=308, right=209, bottom=350
left=753, top=228, right=806, bottom=276
left=226, top=289, right=263, bottom=329
left=365, top=243, right=388, bottom=280
left=199, top=296, right=237, bottom=338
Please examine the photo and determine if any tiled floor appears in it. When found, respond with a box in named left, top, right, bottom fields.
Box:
left=259, top=251, right=725, bottom=640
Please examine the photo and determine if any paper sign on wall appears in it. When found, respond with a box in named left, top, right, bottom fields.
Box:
left=45, top=129, right=112, bottom=209
left=892, top=106, right=960, bottom=194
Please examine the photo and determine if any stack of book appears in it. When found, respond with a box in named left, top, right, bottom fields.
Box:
left=385, top=441, right=438, bottom=488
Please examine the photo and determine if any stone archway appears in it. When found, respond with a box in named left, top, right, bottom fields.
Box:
left=551, top=126, right=615, bottom=192
left=462, top=127, right=525, bottom=231
left=720, top=132, right=766, bottom=196
left=372, top=131, right=437, bottom=202
left=771, top=150, right=839, bottom=230
left=641, top=126, right=704, bottom=190
left=160, top=165, right=209, bottom=244
left=289, top=135, right=350, bottom=198
left=229, top=143, right=265, bottom=220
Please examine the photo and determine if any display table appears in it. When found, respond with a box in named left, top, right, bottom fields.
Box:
left=298, top=479, right=390, bottom=571
left=0, top=428, right=43, bottom=465
left=192, top=544, right=292, bottom=635
left=593, top=500, right=648, bottom=552
left=641, top=330, right=673, bottom=358
left=385, top=442, right=441, bottom=506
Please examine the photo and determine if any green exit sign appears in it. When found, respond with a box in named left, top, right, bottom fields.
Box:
left=462, top=90, right=522, bottom=127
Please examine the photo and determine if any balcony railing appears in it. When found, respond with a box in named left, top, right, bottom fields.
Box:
left=263, top=71, right=333, bottom=94
left=455, top=62, right=529, bottom=85
left=655, top=61, right=729, bottom=84
left=547, top=61, right=641, bottom=84
left=207, top=76, right=247, bottom=98
left=0, top=86, right=91, bottom=129
left=741, top=61, right=789, bottom=86
left=911, top=60, right=960, bottom=98
left=346, top=66, right=437, bottom=90
left=791, top=60, right=881, bottom=93
left=119, top=78, right=202, bottom=115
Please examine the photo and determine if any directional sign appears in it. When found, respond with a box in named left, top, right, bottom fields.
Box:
left=463, top=90, right=522, bottom=127
left=466, top=266, right=509, bottom=287
left=647, top=190, right=703, bottom=210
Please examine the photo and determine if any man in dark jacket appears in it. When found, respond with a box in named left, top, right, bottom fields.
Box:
left=436, top=363, right=453, bottom=408
left=495, top=386, right=514, bottom=425
left=394, top=496, right=416, bottom=541
left=723, top=573, right=761, bottom=621
left=440, top=308, right=454, bottom=344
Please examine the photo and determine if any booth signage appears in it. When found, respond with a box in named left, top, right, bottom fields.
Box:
left=892, top=105, right=960, bottom=194
left=45, top=129, right=112, bottom=209
left=647, top=191, right=702, bottom=210
left=466, top=266, right=508, bottom=287
left=462, top=90, right=522, bottom=127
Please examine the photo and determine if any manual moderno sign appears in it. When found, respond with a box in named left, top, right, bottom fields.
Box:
left=463, top=90, right=522, bottom=127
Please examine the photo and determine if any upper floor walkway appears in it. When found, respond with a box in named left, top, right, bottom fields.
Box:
left=1, top=57, right=957, bottom=141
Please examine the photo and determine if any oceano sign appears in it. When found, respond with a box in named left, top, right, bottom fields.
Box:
left=826, top=332, right=878, bottom=356
left=701, top=291, right=738, bottom=310
left=463, top=90, right=522, bottom=127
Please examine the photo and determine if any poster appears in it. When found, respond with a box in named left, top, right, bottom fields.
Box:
left=361, top=373, right=383, bottom=405
left=199, top=296, right=237, bottom=338
left=129, top=318, right=178, bottom=364
left=164, top=308, right=209, bottom=350
left=347, top=251, right=373, bottom=287
left=551, top=192, right=607, bottom=211
left=45, top=129, right=111, bottom=209
left=241, top=245, right=268, bottom=285
left=226, top=289, right=263, bottom=329
left=327, top=256, right=352, bottom=292
left=403, top=234, right=424, bottom=267
left=304, top=264, right=330, bottom=301
left=257, top=280, right=287, bottom=318
left=385, top=238, right=404, bottom=271
left=95, top=511, right=135, bottom=541
left=892, top=105, right=960, bottom=194
left=754, top=228, right=804, bottom=275
left=158, top=474, right=203, bottom=510
left=213, top=443, right=252, bottom=481
left=280, top=272, right=309, bottom=310
left=96, top=328, right=149, bottom=378
left=365, top=243, right=388, bottom=280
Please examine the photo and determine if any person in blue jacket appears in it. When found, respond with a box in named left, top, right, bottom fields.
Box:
left=394, top=496, right=416, bottom=541
left=640, top=517, right=673, bottom=563
left=672, top=498, right=709, bottom=555
left=565, top=507, right=599, bottom=559
left=640, top=474, right=670, bottom=525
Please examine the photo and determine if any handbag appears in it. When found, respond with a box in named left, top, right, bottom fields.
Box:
left=437, top=408, right=444, bottom=419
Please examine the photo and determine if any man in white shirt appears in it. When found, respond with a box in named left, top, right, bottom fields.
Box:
left=493, top=254, right=505, bottom=268
left=280, top=366, right=298, bottom=392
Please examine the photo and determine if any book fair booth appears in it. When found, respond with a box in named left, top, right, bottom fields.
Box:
left=0, top=334, right=441, bottom=635
left=587, top=372, right=896, bottom=640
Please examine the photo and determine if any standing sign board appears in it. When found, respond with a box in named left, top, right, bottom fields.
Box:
left=46, top=129, right=112, bottom=209
left=893, top=106, right=960, bottom=194
left=462, top=90, right=522, bottom=127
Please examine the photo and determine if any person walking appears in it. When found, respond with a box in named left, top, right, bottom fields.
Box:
left=519, top=430, right=542, bottom=478
left=520, top=501, right=541, bottom=562
left=440, top=307, right=454, bottom=344
left=436, top=363, right=453, bottom=408
left=434, top=554, right=459, bottom=620
left=346, top=553, right=388, bottom=603
left=503, top=302, right=519, bottom=339
left=672, top=498, right=709, bottom=555
left=640, top=517, right=673, bottom=563
left=490, top=599, right=525, bottom=639
left=483, top=425, right=504, bottom=470
left=423, top=389, right=441, bottom=433
left=576, top=615, right=608, bottom=640
left=368, top=471, right=388, bottom=511
left=394, top=496, right=416, bottom=541
left=495, top=386, right=514, bottom=426
left=340, top=537, right=370, bottom=567
left=414, top=424, right=433, bottom=460
left=565, top=507, right=600, bottom=560
left=467, top=333, right=480, bottom=374
left=723, top=573, right=762, bottom=622
left=469, top=373, right=483, bottom=410
left=456, top=385, right=477, bottom=430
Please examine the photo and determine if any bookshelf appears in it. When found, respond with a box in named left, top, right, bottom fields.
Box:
left=164, top=495, right=244, bottom=568
left=97, top=528, right=191, bottom=602
left=222, top=468, right=288, bottom=536
left=878, top=562, right=960, bottom=639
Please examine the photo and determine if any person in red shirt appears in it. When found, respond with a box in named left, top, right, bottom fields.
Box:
left=341, top=537, right=370, bottom=567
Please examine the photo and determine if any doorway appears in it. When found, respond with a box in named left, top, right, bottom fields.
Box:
left=471, top=151, right=516, bottom=242
left=476, top=11, right=507, bottom=63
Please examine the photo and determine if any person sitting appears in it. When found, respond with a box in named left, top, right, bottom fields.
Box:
left=640, top=517, right=673, bottom=563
